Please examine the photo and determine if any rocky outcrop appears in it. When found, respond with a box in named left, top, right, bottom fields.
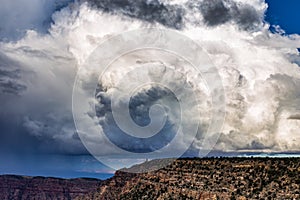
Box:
left=77, top=157, right=300, bottom=200
left=1, top=157, right=300, bottom=200
left=0, top=175, right=102, bottom=200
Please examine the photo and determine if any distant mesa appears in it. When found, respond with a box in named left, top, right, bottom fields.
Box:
left=0, top=175, right=102, bottom=200
left=288, top=114, right=300, bottom=120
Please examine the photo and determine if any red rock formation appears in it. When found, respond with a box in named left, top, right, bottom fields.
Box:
left=0, top=175, right=102, bottom=200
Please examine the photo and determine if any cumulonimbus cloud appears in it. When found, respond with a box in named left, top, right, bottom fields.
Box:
left=0, top=0, right=299, bottom=157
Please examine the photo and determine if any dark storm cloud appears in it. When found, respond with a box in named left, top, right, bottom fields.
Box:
left=235, top=4, right=262, bottom=30
left=128, top=86, right=178, bottom=126
left=22, top=113, right=88, bottom=155
left=87, top=0, right=184, bottom=29
left=95, top=85, right=179, bottom=152
left=0, top=53, right=27, bottom=95
left=288, top=114, right=300, bottom=120
left=95, top=85, right=179, bottom=127
left=87, top=0, right=263, bottom=31
left=197, top=0, right=262, bottom=30
left=0, top=78, right=26, bottom=95
left=0, top=104, right=86, bottom=155
left=198, top=0, right=232, bottom=26
left=0, top=115, right=87, bottom=155
left=0, top=51, right=84, bottom=155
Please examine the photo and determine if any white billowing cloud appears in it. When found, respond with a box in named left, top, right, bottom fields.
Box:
left=183, top=23, right=300, bottom=151
left=0, top=0, right=299, bottom=156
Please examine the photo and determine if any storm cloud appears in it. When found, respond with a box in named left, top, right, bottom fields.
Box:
left=0, top=0, right=299, bottom=161
left=197, top=0, right=263, bottom=30
left=87, top=0, right=185, bottom=29
left=86, top=0, right=265, bottom=31
left=0, top=53, right=27, bottom=95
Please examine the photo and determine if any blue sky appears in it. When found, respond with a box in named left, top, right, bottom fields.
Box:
left=0, top=154, right=114, bottom=179
left=265, top=0, right=300, bottom=34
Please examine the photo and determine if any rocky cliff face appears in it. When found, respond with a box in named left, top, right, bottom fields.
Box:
left=0, top=175, right=102, bottom=200
left=1, top=158, right=300, bottom=200
left=77, top=157, right=300, bottom=200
